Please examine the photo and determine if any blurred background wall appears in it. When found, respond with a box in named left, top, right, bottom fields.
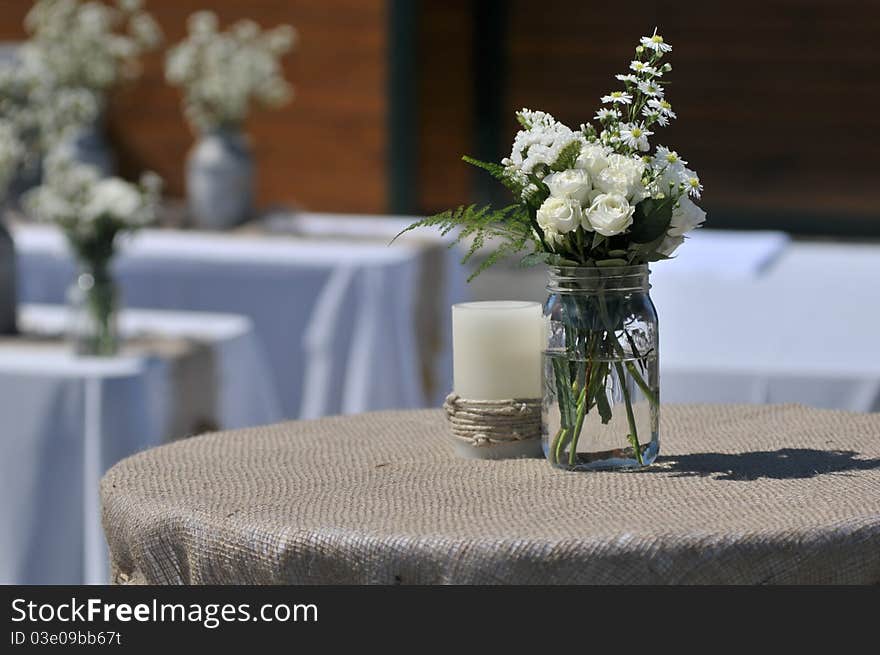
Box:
left=2, top=0, right=878, bottom=234
left=0, top=0, right=389, bottom=213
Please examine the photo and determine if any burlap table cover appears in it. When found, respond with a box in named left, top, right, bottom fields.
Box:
left=101, top=404, right=880, bottom=585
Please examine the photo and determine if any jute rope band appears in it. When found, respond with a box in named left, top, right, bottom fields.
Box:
left=443, top=392, right=542, bottom=447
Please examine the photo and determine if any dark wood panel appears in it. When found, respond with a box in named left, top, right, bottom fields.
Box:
left=502, top=0, right=880, bottom=227
left=415, top=0, right=473, bottom=214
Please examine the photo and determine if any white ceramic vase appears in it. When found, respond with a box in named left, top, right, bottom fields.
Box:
left=186, top=127, right=254, bottom=230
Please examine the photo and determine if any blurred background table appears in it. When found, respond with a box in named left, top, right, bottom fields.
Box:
left=12, top=213, right=468, bottom=418
left=0, top=304, right=281, bottom=585
left=100, top=405, right=880, bottom=585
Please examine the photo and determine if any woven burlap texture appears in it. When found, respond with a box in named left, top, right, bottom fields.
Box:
left=101, top=404, right=880, bottom=585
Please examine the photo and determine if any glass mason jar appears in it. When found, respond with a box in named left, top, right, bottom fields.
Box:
left=67, top=260, right=119, bottom=357
left=542, top=265, right=659, bottom=470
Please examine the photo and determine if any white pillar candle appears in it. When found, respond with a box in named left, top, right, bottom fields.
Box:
left=452, top=301, right=544, bottom=400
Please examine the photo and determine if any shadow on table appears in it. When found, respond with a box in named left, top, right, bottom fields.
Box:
left=652, top=448, right=880, bottom=481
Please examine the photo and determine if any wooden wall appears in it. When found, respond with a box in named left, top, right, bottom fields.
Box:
left=3, top=1, right=880, bottom=231
left=0, top=0, right=389, bottom=214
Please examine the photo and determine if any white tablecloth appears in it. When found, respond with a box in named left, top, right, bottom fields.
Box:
left=0, top=304, right=282, bottom=585
left=654, top=241, right=880, bottom=411
left=13, top=214, right=468, bottom=418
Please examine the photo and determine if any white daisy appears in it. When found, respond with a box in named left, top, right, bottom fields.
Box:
left=631, top=62, right=660, bottom=77
left=654, top=146, right=687, bottom=166
left=642, top=106, right=668, bottom=127
left=594, top=108, right=620, bottom=122
left=637, top=80, right=663, bottom=97
left=601, top=91, right=633, bottom=105
left=615, top=73, right=639, bottom=84
left=647, top=98, right=676, bottom=119
left=619, top=122, right=653, bottom=152
left=640, top=30, right=672, bottom=53
left=655, top=146, right=687, bottom=166
left=685, top=174, right=703, bottom=198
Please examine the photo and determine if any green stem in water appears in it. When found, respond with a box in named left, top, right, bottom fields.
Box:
left=624, top=360, right=657, bottom=406
left=552, top=356, right=574, bottom=428
left=615, top=361, right=643, bottom=465
left=553, top=428, right=568, bottom=465
left=567, top=383, right=589, bottom=466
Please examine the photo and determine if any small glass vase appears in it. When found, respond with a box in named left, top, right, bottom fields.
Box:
left=68, top=261, right=119, bottom=357
left=542, top=265, right=659, bottom=471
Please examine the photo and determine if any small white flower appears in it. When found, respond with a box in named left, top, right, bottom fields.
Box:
left=615, top=74, right=639, bottom=84
left=516, top=108, right=558, bottom=129
left=637, top=80, right=663, bottom=97
left=506, top=113, right=579, bottom=176
left=640, top=30, right=672, bottom=53
left=629, top=59, right=662, bottom=76
left=594, top=108, right=619, bottom=122
left=642, top=106, right=668, bottom=127
left=586, top=193, right=635, bottom=236
left=536, top=196, right=583, bottom=235
left=685, top=174, right=703, bottom=198
left=654, top=145, right=687, bottom=167
left=647, top=98, right=676, bottom=119
left=544, top=168, right=592, bottom=204
left=619, top=122, right=653, bottom=152
left=520, top=182, right=541, bottom=204
left=601, top=91, right=633, bottom=105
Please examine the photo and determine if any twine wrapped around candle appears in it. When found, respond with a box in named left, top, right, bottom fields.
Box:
left=443, top=392, right=542, bottom=448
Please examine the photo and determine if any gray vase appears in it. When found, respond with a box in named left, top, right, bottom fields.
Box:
left=186, top=128, right=254, bottom=230
left=53, top=116, right=115, bottom=177
left=0, top=218, right=17, bottom=335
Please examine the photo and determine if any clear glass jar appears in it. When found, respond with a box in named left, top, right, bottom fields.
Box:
left=542, top=265, right=659, bottom=470
left=67, top=260, right=119, bottom=357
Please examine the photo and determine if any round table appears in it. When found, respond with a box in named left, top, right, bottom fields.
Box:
left=101, top=405, right=880, bottom=585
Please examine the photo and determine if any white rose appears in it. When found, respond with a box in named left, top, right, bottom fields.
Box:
left=536, top=196, right=582, bottom=235
left=593, top=153, right=646, bottom=201
left=586, top=193, right=635, bottom=237
left=574, top=142, right=609, bottom=178
left=543, top=168, right=591, bottom=203
left=667, top=196, right=706, bottom=237
left=83, top=178, right=143, bottom=221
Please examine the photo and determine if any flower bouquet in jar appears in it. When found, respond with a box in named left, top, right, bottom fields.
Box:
left=400, top=30, right=706, bottom=470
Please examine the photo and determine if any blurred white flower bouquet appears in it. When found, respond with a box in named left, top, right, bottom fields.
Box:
left=165, top=11, right=296, bottom=132
left=165, top=11, right=296, bottom=229
left=0, top=62, right=99, bottom=199
left=16, top=0, right=162, bottom=175
left=25, top=154, right=161, bottom=354
left=21, top=0, right=162, bottom=98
